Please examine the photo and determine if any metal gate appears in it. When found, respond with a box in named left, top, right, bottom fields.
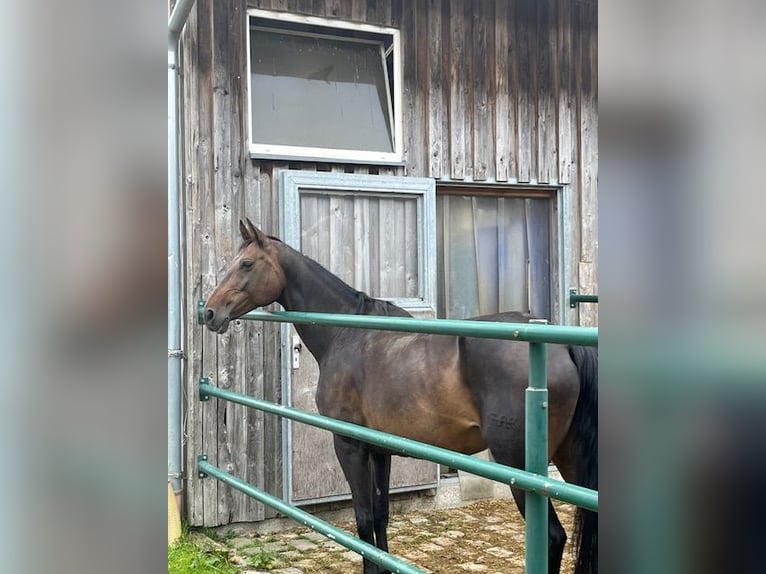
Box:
left=195, top=304, right=598, bottom=574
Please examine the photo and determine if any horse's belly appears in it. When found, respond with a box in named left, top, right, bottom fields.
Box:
left=370, top=410, right=487, bottom=455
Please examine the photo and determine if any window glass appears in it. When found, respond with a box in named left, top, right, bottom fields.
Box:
left=250, top=28, right=394, bottom=153
left=437, top=194, right=552, bottom=320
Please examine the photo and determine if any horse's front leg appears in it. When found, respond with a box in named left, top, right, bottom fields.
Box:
left=334, top=435, right=387, bottom=574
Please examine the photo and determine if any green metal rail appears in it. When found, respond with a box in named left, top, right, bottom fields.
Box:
left=196, top=301, right=598, bottom=346
left=197, top=456, right=423, bottom=574
left=196, top=303, right=598, bottom=574
left=568, top=288, right=599, bottom=308
left=198, top=379, right=599, bottom=511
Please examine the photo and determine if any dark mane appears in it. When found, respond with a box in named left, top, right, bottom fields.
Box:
left=296, top=250, right=410, bottom=317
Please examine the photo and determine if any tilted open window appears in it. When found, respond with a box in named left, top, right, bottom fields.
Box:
left=247, top=10, right=402, bottom=164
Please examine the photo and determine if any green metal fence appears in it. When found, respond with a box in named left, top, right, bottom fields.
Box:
left=195, top=304, right=598, bottom=574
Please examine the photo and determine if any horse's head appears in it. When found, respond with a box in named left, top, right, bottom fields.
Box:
left=203, top=219, right=285, bottom=333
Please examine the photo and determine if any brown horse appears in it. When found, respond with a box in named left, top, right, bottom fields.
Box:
left=204, top=220, right=597, bottom=574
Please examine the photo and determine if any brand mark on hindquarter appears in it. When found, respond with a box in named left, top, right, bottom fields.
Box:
left=489, top=411, right=514, bottom=430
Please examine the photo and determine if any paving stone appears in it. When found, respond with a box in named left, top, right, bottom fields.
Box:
left=459, top=564, right=488, bottom=572
left=279, top=550, right=302, bottom=560
left=451, top=510, right=479, bottom=522
left=302, top=531, right=328, bottom=543
left=485, top=546, right=514, bottom=558
left=289, top=538, right=319, bottom=552
left=401, top=550, right=428, bottom=561
left=342, top=550, right=363, bottom=563
left=320, top=539, right=345, bottom=551
left=430, top=536, right=455, bottom=546
left=445, top=530, right=465, bottom=538
left=409, top=516, right=429, bottom=524
left=417, top=542, right=443, bottom=552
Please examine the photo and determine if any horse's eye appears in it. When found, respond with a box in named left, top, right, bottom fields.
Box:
left=241, top=260, right=254, bottom=270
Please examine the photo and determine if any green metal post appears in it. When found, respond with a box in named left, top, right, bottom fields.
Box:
left=526, top=319, right=549, bottom=574
left=197, top=456, right=424, bottom=574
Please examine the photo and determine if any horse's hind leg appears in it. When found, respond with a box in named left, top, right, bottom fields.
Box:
left=509, top=487, right=568, bottom=574
left=333, top=434, right=386, bottom=574
left=370, top=450, right=392, bottom=557
left=486, top=426, right=566, bottom=574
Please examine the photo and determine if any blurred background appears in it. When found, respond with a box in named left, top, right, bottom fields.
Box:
left=0, top=0, right=763, bottom=572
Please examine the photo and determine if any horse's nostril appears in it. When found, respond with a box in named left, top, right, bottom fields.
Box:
left=205, top=308, right=215, bottom=323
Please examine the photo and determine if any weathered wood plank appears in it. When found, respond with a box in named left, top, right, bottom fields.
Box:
left=329, top=195, right=356, bottom=284
left=515, top=0, right=533, bottom=182
left=401, top=0, right=418, bottom=176
left=537, top=0, right=557, bottom=184
left=242, top=161, right=267, bottom=520
left=181, top=0, right=204, bottom=526
left=579, top=0, right=597, bottom=266
left=557, top=0, right=574, bottom=185
left=578, top=261, right=597, bottom=327
left=448, top=0, right=465, bottom=180
left=393, top=197, right=407, bottom=294
left=462, top=0, right=474, bottom=180
left=472, top=0, right=492, bottom=181
left=373, top=0, right=391, bottom=26
left=226, top=0, right=256, bottom=524
left=404, top=197, right=418, bottom=298
left=212, top=0, right=239, bottom=525
left=368, top=196, right=381, bottom=297
left=413, top=1, right=429, bottom=178
left=378, top=197, right=396, bottom=295
left=494, top=0, right=511, bottom=182
left=351, top=0, right=366, bottom=21
left=427, top=0, right=443, bottom=179
left=191, top=0, right=222, bottom=527
left=353, top=196, right=371, bottom=292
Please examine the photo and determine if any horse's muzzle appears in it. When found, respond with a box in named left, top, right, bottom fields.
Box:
left=204, top=307, right=230, bottom=334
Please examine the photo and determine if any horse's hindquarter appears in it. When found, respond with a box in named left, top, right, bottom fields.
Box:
left=327, top=331, right=488, bottom=455
left=460, top=336, right=581, bottom=458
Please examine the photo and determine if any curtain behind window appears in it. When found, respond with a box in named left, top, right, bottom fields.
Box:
left=437, top=195, right=551, bottom=320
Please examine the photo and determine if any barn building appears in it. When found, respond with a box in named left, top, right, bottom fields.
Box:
left=172, top=0, right=597, bottom=526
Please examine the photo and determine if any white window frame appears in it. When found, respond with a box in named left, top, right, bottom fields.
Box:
left=246, top=9, right=403, bottom=164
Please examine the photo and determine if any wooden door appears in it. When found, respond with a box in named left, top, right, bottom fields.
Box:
left=280, top=171, right=438, bottom=504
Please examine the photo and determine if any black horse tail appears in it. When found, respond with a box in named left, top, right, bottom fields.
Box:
left=567, top=344, right=598, bottom=574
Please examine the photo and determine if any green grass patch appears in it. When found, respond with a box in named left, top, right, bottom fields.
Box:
left=245, top=546, right=276, bottom=570
left=168, top=532, right=238, bottom=574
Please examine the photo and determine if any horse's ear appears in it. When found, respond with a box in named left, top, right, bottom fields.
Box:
left=240, top=218, right=267, bottom=247
left=239, top=220, right=251, bottom=241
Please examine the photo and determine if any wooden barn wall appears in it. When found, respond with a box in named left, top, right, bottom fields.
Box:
left=181, top=0, right=597, bottom=525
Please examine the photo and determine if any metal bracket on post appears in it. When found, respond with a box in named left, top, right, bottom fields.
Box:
left=199, top=377, right=211, bottom=401
left=569, top=288, right=598, bottom=309
left=526, top=318, right=549, bottom=574
left=197, top=454, right=209, bottom=479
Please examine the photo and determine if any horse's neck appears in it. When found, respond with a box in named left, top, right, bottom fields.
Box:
left=276, top=245, right=360, bottom=361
